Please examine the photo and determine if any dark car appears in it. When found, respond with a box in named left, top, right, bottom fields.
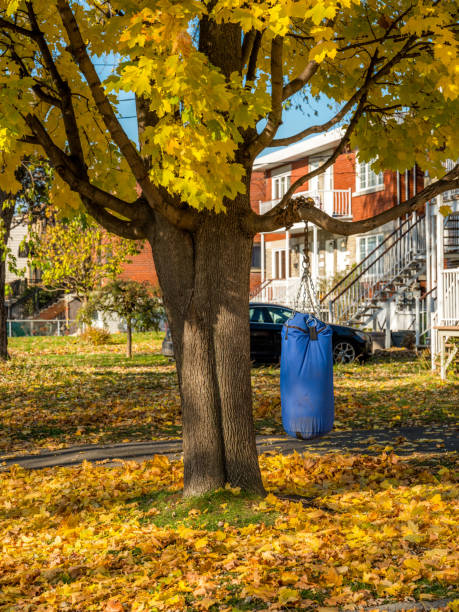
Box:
left=161, top=303, right=372, bottom=364
left=248, top=303, right=372, bottom=364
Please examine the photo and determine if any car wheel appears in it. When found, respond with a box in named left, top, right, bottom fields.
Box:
left=333, top=341, right=357, bottom=364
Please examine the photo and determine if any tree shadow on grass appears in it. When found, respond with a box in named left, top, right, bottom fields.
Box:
left=0, top=367, right=181, bottom=453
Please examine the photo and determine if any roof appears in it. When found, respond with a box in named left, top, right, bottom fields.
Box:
left=253, top=127, right=345, bottom=172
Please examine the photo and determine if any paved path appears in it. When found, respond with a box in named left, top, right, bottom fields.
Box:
left=1, top=425, right=457, bottom=470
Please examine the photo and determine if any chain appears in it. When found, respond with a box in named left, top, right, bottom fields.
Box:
left=292, top=222, right=320, bottom=317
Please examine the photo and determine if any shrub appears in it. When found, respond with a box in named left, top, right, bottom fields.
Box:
left=80, top=326, right=111, bottom=346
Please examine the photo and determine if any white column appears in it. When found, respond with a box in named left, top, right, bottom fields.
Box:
left=385, top=300, right=392, bottom=349
left=285, top=230, right=290, bottom=281
left=285, top=230, right=290, bottom=303
left=425, top=201, right=433, bottom=344
left=260, top=233, right=265, bottom=300
left=436, top=195, right=444, bottom=324
left=415, top=295, right=420, bottom=348
left=425, top=201, right=431, bottom=294
left=313, top=224, right=319, bottom=287
left=261, top=233, right=265, bottom=284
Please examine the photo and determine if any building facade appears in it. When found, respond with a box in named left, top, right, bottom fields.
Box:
left=250, top=128, right=458, bottom=342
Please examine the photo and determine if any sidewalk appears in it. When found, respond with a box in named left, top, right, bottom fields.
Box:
left=2, top=424, right=457, bottom=470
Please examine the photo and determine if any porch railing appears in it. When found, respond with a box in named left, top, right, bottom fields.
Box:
left=259, top=188, right=352, bottom=218
left=323, top=215, right=426, bottom=325
left=439, top=268, right=459, bottom=326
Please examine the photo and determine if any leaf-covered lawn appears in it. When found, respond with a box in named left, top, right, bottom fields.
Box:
left=0, top=334, right=457, bottom=456
left=1, top=452, right=457, bottom=610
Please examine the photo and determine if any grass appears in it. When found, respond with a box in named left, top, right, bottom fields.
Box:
left=0, top=334, right=457, bottom=610
left=128, top=488, right=278, bottom=531
left=0, top=333, right=457, bottom=456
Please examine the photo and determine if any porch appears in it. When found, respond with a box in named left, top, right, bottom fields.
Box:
left=259, top=188, right=352, bottom=218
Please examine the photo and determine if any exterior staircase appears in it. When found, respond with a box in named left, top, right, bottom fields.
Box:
left=321, top=215, right=426, bottom=327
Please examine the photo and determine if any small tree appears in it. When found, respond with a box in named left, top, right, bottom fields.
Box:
left=81, top=280, right=163, bottom=357
left=31, top=212, right=141, bottom=307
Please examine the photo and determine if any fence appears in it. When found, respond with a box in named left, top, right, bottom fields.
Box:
left=7, top=319, right=78, bottom=337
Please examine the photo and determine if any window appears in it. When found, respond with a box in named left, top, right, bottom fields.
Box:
left=272, top=174, right=290, bottom=199
left=271, top=165, right=292, bottom=200
left=266, top=307, right=292, bottom=325
left=251, top=244, right=261, bottom=269
left=273, top=249, right=286, bottom=279
left=358, top=234, right=384, bottom=276
left=249, top=307, right=272, bottom=323
left=356, top=159, right=383, bottom=192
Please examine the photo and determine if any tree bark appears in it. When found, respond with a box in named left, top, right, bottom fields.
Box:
left=0, top=256, right=9, bottom=361
left=126, top=322, right=132, bottom=358
left=0, top=193, right=14, bottom=361
left=148, top=202, right=265, bottom=497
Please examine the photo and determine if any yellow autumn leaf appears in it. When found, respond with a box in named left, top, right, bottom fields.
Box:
left=278, top=587, right=300, bottom=604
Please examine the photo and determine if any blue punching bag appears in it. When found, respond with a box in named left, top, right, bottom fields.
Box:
left=280, top=313, right=334, bottom=439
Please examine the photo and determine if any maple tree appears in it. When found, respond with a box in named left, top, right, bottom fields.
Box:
left=0, top=0, right=458, bottom=496
left=31, top=212, right=140, bottom=304
left=79, top=279, right=163, bottom=357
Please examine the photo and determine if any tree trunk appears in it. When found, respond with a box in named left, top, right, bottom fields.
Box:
left=126, top=322, right=132, bottom=358
left=0, top=193, right=14, bottom=361
left=0, top=256, right=9, bottom=361
left=148, top=203, right=265, bottom=497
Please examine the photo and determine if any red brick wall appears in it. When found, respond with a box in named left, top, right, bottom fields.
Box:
left=120, top=242, right=159, bottom=287
left=250, top=170, right=266, bottom=213
left=292, top=157, right=309, bottom=193
left=250, top=270, right=261, bottom=292
left=256, top=151, right=425, bottom=223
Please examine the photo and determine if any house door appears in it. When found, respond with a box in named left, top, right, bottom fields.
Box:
left=309, top=157, right=334, bottom=215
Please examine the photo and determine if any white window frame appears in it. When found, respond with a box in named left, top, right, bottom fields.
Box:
left=354, top=157, right=384, bottom=196
left=271, top=164, right=292, bottom=200
left=357, top=233, right=384, bottom=277
left=272, top=248, right=287, bottom=279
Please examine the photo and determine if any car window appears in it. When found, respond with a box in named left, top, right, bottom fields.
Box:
left=267, top=307, right=292, bottom=324
left=249, top=307, right=273, bottom=323
left=249, top=307, right=264, bottom=323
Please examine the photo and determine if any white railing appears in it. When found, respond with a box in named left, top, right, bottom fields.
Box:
left=439, top=268, right=459, bottom=326
left=259, top=188, right=352, bottom=218
left=326, top=215, right=425, bottom=325
left=251, top=278, right=301, bottom=306
left=7, top=319, right=78, bottom=337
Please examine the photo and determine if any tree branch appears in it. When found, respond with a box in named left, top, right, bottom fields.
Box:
left=270, top=95, right=358, bottom=147
left=241, top=29, right=256, bottom=71
left=0, top=15, right=36, bottom=39
left=266, top=92, right=369, bottom=219
left=245, top=30, right=262, bottom=84
left=243, top=165, right=459, bottom=235
left=282, top=60, right=318, bottom=101
left=25, top=1, right=88, bottom=171
left=84, top=200, right=147, bottom=240
left=55, top=0, right=198, bottom=231
left=24, top=113, right=152, bottom=234
left=246, top=36, right=284, bottom=158
left=270, top=26, right=418, bottom=148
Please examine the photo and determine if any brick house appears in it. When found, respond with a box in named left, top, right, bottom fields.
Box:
left=250, top=128, right=459, bottom=341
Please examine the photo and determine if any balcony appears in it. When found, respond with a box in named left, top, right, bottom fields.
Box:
left=259, top=189, right=352, bottom=219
